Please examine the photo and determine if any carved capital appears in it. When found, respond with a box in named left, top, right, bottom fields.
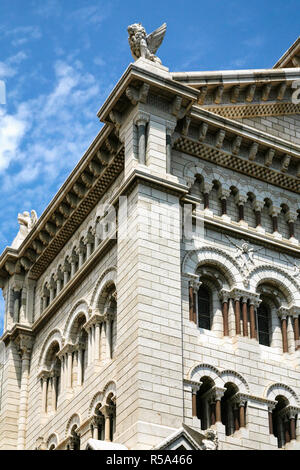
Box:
left=15, top=333, right=34, bottom=357
left=134, top=111, right=150, bottom=127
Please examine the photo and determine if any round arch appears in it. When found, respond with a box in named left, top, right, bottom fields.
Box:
left=189, top=363, right=220, bottom=385
left=90, top=267, right=117, bottom=310
left=103, top=380, right=117, bottom=403
left=248, top=265, right=300, bottom=305
left=63, top=300, right=89, bottom=341
left=265, top=383, right=299, bottom=406
left=89, top=391, right=105, bottom=417
left=220, top=370, right=249, bottom=394
left=47, top=433, right=59, bottom=450
left=39, top=329, right=63, bottom=367
left=182, top=246, right=243, bottom=289
left=65, top=413, right=81, bottom=438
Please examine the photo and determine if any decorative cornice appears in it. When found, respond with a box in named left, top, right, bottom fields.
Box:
left=205, top=101, right=300, bottom=119
left=175, top=137, right=299, bottom=194
left=0, top=125, right=124, bottom=281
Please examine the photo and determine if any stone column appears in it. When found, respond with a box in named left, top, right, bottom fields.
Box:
left=191, top=384, right=200, bottom=418
left=51, top=374, right=57, bottom=412
left=166, top=123, right=176, bottom=173
left=77, top=346, right=83, bottom=386
left=268, top=405, right=275, bottom=435
left=70, top=252, right=78, bottom=277
left=238, top=401, right=246, bottom=428
left=218, top=189, right=230, bottom=217
left=214, top=389, right=225, bottom=423
left=233, top=404, right=240, bottom=432
left=105, top=315, right=112, bottom=360
left=67, top=350, right=73, bottom=389
left=49, top=278, right=56, bottom=303
left=234, top=298, right=241, bottom=335
left=241, top=297, right=248, bottom=337
left=60, top=355, right=65, bottom=392
left=235, top=194, right=247, bottom=224
left=189, top=283, right=194, bottom=322
left=285, top=210, right=297, bottom=241
left=13, top=288, right=21, bottom=323
left=16, top=334, right=34, bottom=450
left=220, top=291, right=229, bottom=337
left=189, top=279, right=201, bottom=324
left=56, top=271, right=63, bottom=294
left=88, top=327, right=92, bottom=365
left=101, top=405, right=114, bottom=442
left=249, top=300, right=257, bottom=339
left=287, top=315, right=295, bottom=353
left=63, top=260, right=71, bottom=285
left=134, top=114, right=149, bottom=165
left=280, top=313, right=288, bottom=353
left=95, top=321, right=101, bottom=361
left=85, top=232, right=94, bottom=258
left=293, top=315, right=300, bottom=350
left=202, top=182, right=213, bottom=212
left=252, top=200, right=264, bottom=230
left=269, top=205, right=281, bottom=235
left=40, top=374, right=48, bottom=414
left=78, top=244, right=86, bottom=268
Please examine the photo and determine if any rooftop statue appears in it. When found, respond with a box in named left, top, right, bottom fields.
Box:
left=11, top=210, right=38, bottom=249
left=128, top=22, right=167, bottom=65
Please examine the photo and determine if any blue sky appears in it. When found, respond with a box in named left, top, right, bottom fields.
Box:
left=0, top=0, right=299, bottom=332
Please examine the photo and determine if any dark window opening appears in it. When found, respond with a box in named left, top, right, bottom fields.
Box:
left=198, top=286, right=211, bottom=330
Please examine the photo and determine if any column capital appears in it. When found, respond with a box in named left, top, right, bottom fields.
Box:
left=191, top=383, right=201, bottom=394
left=286, top=405, right=300, bottom=419
left=91, top=414, right=104, bottom=428
left=218, top=188, right=230, bottom=200
left=235, top=193, right=248, bottom=206
left=231, top=392, right=248, bottom=407
left=202, top=182, right=214, bottom=194
left=57, top=343, right=75, bottom=358
left=133, top=111, right=150, bottom=126
left=252, top=199, right=264, bottom=212
left=278, top=307, right=291, bottom=319
left=37, top=369, right=50, bottom=380
left=190, top=279, right=201, bottom=294
left=166, top=120, right=177, bottom=136
left=83, top=314, right=104, bottom=331
left=248, top=294, right=261, bottom=307
left=15, top=333, right=34, bottom=357
left=219, top=289, right=230, bottom=303
left=268, top=205, right=281, bottom=217
left=213, top=386, right=226, bottom=401
left=63, top=259, right=71, bottom=273
left=100, top=404, right=115, bottom=418
left=285, top=210, right=298, bottom=223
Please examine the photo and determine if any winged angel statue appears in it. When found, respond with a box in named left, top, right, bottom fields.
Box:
left=11, top=210, right=38, bottom=249
left=128, top=22, right=167, bottom=64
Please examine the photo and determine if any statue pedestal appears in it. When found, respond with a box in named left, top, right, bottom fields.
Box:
left=134, top=57, right=170, bottom=77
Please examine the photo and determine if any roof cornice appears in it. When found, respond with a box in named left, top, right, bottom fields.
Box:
left=274, top=37, right=300, bottom=69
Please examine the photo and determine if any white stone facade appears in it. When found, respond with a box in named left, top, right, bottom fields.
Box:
left=0, top=43, right=299, bottom=450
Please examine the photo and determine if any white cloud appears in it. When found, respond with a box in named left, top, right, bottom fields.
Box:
left=0, top=58, right=103, bottom=209
left=4, top=25, right=42, bottom=46
left=0, top=107, right=29, bottom=171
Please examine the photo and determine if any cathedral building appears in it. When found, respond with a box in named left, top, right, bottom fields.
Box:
left=0, top=28, right=300, bottom=450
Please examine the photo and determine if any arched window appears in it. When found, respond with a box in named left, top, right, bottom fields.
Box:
left=272, top=396, right=290, bottom=448
left=43, top=342, right=61, bottom=413
left=69, top=314, right=88, bottom=387
left=198, top=286, right=211, bottom=330
left=68, top=426, right=80, bottom=450
left=196, top=377, right=215, bottom=430
left=257, top=302, right=271, bottom=346
left=221, top=383, right=240, bottom=436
